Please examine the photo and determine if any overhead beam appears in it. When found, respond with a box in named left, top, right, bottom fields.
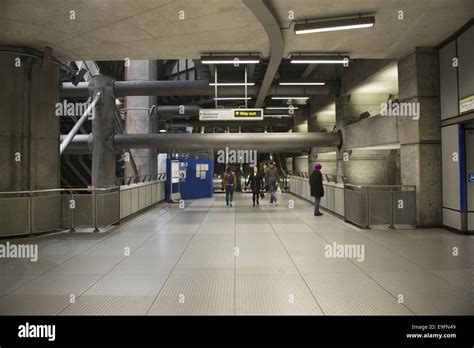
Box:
left=242, top=0, right=283, bottom=107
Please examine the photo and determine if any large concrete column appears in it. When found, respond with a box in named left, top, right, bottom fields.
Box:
left=0, top=54, right=59, bottom=191
left=398, top=48, right=442, bottom=226
left=89, top=76, right=116, bottom=188
left=125, top=60, right=157, bottom=177
left=291, top=111, right=309, bottom=172
left=308, top=96, right=337, bottom=175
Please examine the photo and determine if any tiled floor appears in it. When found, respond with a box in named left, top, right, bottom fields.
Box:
left=0, top=193, right=473, bottom=315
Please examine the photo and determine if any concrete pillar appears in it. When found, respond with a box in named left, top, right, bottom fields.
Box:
left=398, top=48, right=442, bottom=226
left=0, top=54, right=59, bottom=191
left=89, top=75, right=116, bottom=188
left=308, top=96, right=337, bottom=175
left=125, top=60, right=157, bottom=177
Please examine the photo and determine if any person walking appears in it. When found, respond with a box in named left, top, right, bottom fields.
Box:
left=309, top=163, right=324, bottom=216
left=265, top=161, right=280, bottom=206
left=246, top=166, right=264, bottom=206
left=222, top=166, right=236, bottom=207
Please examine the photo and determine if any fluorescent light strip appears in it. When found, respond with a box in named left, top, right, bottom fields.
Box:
left=266, top=107, right=299, bottom=110
left=271, top=97, right=309, bottom=100
left=209, top=82, right=256, bottom=86
left=296, top=23, right=373, bottom=34
left=263, top=114, right=291, bottom=118
left=294, top=16, right=375, bottom=35
left=213, top=97, right=251, bottom=100
left=279, top=82, right=325, bottom=86
left=202, top=60, right=259, bottom=64
left=290, top=58, right=348, bottom=64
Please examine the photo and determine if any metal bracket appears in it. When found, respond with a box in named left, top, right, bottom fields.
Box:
left=95, top=90, right=103, bottom=104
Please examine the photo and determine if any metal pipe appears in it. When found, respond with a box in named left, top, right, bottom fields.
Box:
left=156, top=105, right=202, bottom=116
left=214, top=66, right=218, bottom=108
left=60, top=80, right=339, bottom=98
left=114, top=132, right=342, bottom=151
left=245, top=66, right=248, bottom=108
left=61, top=82, right=89, bottom=97
left=60, top=93, right=100, bottom=154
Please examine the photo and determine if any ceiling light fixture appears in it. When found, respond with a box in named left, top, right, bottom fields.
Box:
left=271, top=96, right=309, bottom=100
left=263, top=114, right=291, bottom=118
left=294, top=16, right=375, bottom=34
left=201, top=55, right=260, bottom=64
left=266, top=106, right=299, bottom=110
left=279, top=81, right=325, bottom=86
left=290, top=55, right=350, bottom=64
left=213, top=97, right=252, bottom=100
left=209, top=82, right=256, bottom=86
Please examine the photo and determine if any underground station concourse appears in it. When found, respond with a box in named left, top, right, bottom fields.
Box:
left=0, top=0, right=473, bottom=318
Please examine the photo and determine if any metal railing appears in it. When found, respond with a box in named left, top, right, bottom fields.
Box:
left=286, top=175, right=417, bottom=229
left=286, top=171, right=347, bottom=184
left=116, top=173, right=167, bottom=186
left=344, top=184, right=417, bottom=228
left=0, top=187, right=120, bottom=238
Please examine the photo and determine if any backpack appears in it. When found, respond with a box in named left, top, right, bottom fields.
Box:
left=225, top=172, right=234, bottom=185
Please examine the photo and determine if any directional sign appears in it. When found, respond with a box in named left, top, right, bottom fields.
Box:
left=199, top=108, right=263, bottom=121
left=234, top=109, right=262, bottom=118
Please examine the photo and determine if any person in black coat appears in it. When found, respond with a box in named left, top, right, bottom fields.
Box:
left=309, top=163, right=324, bottom=216
left=246, top=166, right=264, bottom=206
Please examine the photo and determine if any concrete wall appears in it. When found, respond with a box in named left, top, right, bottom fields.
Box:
left=0, top=55, right=59, bottom=191
left=439, top=24, right=474, bottom=233
left=293, top=156, right=308, bottom=172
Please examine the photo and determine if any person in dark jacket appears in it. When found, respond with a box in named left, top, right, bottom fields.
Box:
left=309, top=163, right=324, bottom=216
left=222, top=166, right=236, bottom=207
left=246, top=166, right=264, bottom=206
left=265, top=161, right=280, bottom=205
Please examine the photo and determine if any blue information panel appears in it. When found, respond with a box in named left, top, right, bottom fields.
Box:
left=468, top=173, right=474, bottom=183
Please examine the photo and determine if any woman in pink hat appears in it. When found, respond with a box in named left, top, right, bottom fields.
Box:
left=309, top=163, right=324, bottom=216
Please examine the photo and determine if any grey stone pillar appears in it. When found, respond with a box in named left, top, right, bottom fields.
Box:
left=0, top=54, right=59, bottom=191
left=125, top=60, right=157, bottom=178
left=89, top=75, right=116, bottom=188
left=398, top=48, right=442, bottom=226
left=308, top=96, right=337, bottom=175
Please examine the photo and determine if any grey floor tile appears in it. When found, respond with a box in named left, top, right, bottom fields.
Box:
left=369, top=270, right=474, bottom=315
left=236, top=274, right=323, bottom=315
left=62, top=274, right=168, bottom=315
left=148, top=274, right=233, bottom=315
left=303, top=273, right=412, bottom=315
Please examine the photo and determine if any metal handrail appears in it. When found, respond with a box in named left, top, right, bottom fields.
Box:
left=287, top=172, right=347, bottom=184
left=0, top=186, right=120, bottom=195
left=116, top=173, right=166, bottom=186
left=344, top=184, right=416, bottom=189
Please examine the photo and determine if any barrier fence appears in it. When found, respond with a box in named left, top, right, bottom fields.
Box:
left=287, top=175, right=417, bottom=228
left=0, top=179, right=166, bottom=238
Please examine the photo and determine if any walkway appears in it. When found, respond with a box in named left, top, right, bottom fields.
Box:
left=0, top=193, right=472, bottom=315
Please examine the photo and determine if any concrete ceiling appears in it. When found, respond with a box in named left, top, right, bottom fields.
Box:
left=0, top=0, right=472, bottom=61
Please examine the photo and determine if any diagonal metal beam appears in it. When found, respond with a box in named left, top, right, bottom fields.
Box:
left=300, top=63, right=318, bottom=79
left=242, top=0, right=283, bottom=108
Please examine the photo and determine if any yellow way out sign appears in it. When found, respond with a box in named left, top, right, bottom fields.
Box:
left=199, top=108, right=263, bottom=121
